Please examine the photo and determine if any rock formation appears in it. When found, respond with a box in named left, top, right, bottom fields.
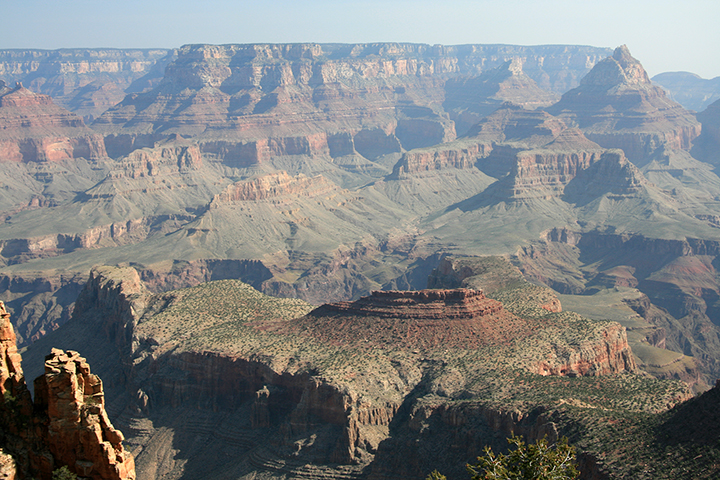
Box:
left=0, top=48, right=173, bottom=121
left=90, top=43, right=609, bottom=161
left=0, top=301, right=135, bottom=480
left=547, top=45, right=701, bottom=165
left=443, top=58, right=559, bottom=136
left=34, top=349, right=135, bottom=480
left=287, top=288, right=528, bottom=349
left=652, top=71, right=720, bottom=112
left=210, top=171, right=336, bottom=204
left=0, top=83, right=107, bottom=162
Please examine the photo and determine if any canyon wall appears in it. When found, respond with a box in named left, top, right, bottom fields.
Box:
left=0, top=48, right=172, bottom=121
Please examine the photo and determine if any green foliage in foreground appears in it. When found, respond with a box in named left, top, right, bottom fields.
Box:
left=52, top=466, right=77, bottom=480
left=468, top=436, right=579, bottom=480
left=434, top=435, right=579, bottom=480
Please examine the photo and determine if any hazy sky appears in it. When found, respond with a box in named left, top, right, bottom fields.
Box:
left=2, top=0, right=719, bottom=79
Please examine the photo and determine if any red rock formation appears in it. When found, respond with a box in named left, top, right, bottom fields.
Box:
left=317, top=288, right=504, bottom=319
left=534, top=322, right=636, bottom=376
left=547, top=46, right=701, bottom=165
left=0, top=300, right=135, bottom=480
left=281, top=289, right=533, bottom=350
left=33, top=349, right=135, bottom=480
left=0, top=83, right=107, bottom=162
left=0, top=302, right=29, bottom=405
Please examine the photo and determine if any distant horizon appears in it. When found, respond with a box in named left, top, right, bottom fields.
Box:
left=2, top=0, right=719, bottom=79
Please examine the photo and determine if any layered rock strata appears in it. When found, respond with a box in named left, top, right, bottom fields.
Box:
left=0, top=83, right=107, bottom=162
left=314, top=288, right=503, bottom=319
left=547, top=45, right=701, bottom=165
left=443, top=58, right=559, bottom=135
left=0, top=48, right=172, bottom=121
left=34, top=349, right=135, bottom=480
left=210, top=171, right=336, bottom=205
left=91, top=43, right=609, bottom=160
left=0, top=300, right=135, bottom=480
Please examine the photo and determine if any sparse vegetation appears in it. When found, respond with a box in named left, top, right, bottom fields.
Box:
left=52, top=466, right=77, bottom=480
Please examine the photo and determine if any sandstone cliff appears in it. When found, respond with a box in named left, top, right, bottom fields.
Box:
left=90, top=43, right=609, bottom=163
left=0, top=301, right=135, bottom=479
left=34, top=349, right=135, bottom=480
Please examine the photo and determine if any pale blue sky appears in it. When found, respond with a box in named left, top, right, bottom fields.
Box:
left=1, top=0, right=719, bottom=78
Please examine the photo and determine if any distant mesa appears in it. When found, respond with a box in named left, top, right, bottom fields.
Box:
left=278, top=288, right=535, bottom=349
left=312, top=288, right=503, bottom=319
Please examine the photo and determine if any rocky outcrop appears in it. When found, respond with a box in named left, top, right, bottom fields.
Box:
left=210, top=171, right=336, bottom=205
left=534, top=322, right=636, bottom=376
left=496, top=129, right=606, bottom=199
left=284, top=288, right=532, bottom=350
left=0, top=214, right=194, bottom=265
left=314, top=288, right=503, bottom=319
left=0, top=301, right=134, bottom=479
left=0, top=302, right=31, bottom=412
left=110, top=141, right=202, bottom=179
left=34, top=349, right=135, bottom=480
left=547, top=46, right=701, bottom=165
left=0, top=84, right=107, bottom=162
left=390, top=141, right=491, bottom=177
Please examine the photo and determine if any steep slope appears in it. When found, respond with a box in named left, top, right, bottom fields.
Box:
left=0, top=83, right=107, bottom=163
left=0, top=48, right=173, bottom=121
left=547, top=45, right=701, bottom=167
left=443, top=58, right=559, bottom=136
left=20, top=265, right=709, bottom=480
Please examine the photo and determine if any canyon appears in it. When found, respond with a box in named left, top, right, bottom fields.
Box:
left=1, top=41, right=720, bottom=478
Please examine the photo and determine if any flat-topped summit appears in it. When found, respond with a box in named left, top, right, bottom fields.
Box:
left=313, top=288, right=503, bottom=319
left=279, top=288, right=533, bottom=349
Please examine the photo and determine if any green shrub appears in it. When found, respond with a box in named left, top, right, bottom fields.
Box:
left=467, top=435, right=579, bottom=480
left=52, top=465, right=77, bottom=480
